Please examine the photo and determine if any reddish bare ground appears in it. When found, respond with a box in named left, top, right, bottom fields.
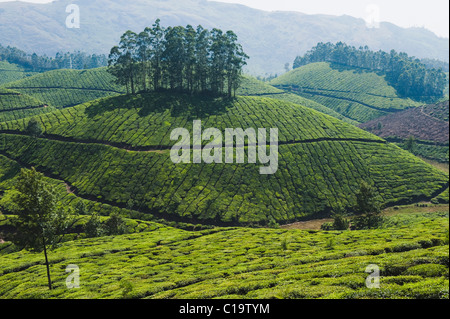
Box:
left=359, top=101, right=449, bottom=144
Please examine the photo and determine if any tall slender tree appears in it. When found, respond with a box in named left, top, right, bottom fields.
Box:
left=108, top=20, right=248, bottom=97
left=0, top=168, right=73, bottom=290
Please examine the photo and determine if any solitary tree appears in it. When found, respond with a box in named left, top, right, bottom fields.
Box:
left=1, top=167, right=73, bottom=289
left=353, top=181, right=383, bottom=229
left=331, top=205, right=350, bottom=231
left=404, top=135, right=417, bottom=153
left=104, top=211, right=127, bottom=236
left=26, top=118, right=43, bottom=138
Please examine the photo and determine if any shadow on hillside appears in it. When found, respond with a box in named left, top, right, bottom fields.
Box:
left=83, top=91, right=233, bottom=120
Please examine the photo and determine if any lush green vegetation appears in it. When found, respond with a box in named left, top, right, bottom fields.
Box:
left=0, top=93, right=380, bottom=148
left=0, top=209, right=447, bottom=299
left=396, top=143, right=449, bottom=164
left=0, top=93, right=447, bottom=226
left=0, top=61, right=38, bottom=86
left=108, top=20, right=248, bottom=96
left=237, top=76, right=359, bottom=125
left=0, top=44, right=107, bottom=72
left=0, top=88, right=54, bottom=122
left=293, top=42, right=447, bottom=101
left=2, top=68, right=125, bottom=108
left=271, top=62, right=423, bottom=123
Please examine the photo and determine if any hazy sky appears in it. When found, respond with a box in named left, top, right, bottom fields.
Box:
left=0, top=0, right=448, bottom=38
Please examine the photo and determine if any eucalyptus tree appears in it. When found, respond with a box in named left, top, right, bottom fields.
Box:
left=108, top=30, right=138, bottom=94
left=108, top=20, right=248, bottom=97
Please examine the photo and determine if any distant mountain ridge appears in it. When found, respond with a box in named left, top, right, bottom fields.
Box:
left=0, top=0, right=448, bottom=75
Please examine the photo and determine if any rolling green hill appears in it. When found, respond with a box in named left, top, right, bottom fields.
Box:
left=237, top=76, right=359, bottom=125
left=0, top=88, right=54, bottom=122
left=0, top=61, right=39, bottom=87
left=270, top=62, right=423, bottom=123
left=0, top=92, right=447, bottom=226
left=2, top=68, right=125, bottom=108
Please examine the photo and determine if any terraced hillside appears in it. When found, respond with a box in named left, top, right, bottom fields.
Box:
left=2, top=68, right=126, bottom=109
left=0, top=92, right=447, bottom=226
left=0, top=61, right=39, bottom=86
left=237, top=76, right=359, bottom=125
left=360, top=101, right=449, bottom=163
left=0, top=88, right=54, bottom=122
left=270, top=62, right=423, bottom=123
left=0, top=209, right=448, bottom=299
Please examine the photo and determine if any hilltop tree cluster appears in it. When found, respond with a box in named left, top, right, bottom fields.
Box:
left=107, top=20, right=249, bottom=97
left=293, top=42, right=447, bottom=101
left=0, top=44, right=107, bottom=71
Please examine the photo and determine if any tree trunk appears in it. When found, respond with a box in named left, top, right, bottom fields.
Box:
left=42, top=235, right=52, bottom=290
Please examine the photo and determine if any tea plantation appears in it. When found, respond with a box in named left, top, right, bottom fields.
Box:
left=0, top=92, right=447, bottom=226
left=270, top=62, right=423, bottom=123
left=0, top=88, right=53, bottom=122
left=2, top=68, right=125, bottom=108
left=0, top=67, right=448, bottom=300
left=0, top=209, right=448, bottom=299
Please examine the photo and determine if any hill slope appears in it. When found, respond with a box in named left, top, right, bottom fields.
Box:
left=360, top=100, right=449, bottom=163
left=237, top=76, right=359, bottom=125
left=0, top=0, right=448, bottom=75
left=0, top=92, right=447, bottom=226
left=0, top=210, right=448, bottom=299
left=0, top=61, right=39, bottom=86
left=2, top=68, right=125, bottom=108
left=0, top=87, right=54, bottom=122
left=360, top=101, right=449, bottom=144
left=270, top=62, right=423, bottom=123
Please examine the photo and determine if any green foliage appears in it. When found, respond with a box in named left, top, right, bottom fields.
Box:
left=0, top=211, right=447, bottom=299
left=0, top=88, right=51, bottom=122
left=3, top=167, right=72, bottom=252
left=25, top=118, right=43, bottom=138
left=104, top=212, right=127, bottom=236
left=397, top=143, right=449, bottom=164
left=84, top=212, right=104, bottom=238
left=0, top=167, right=75, bottom=290
left=293, top=42, right=447, bottom=101
left=353, top=181, right=384, bottom=230
left=271, top=62, right=423, bottom=123
left=0, top=93, right=447, bottom=226
left=108, top=20, right=248, bottom=97
left=119, top=279, right=134, bottom=299
left=3, top=68, right=125, bottom=108
left=403, top=136, right=417, bottom=152
left=0, top=44, right=107, bottom=72
left=237, top=75, right=358, bottom=125
left=332, top=215, right=350, bottom=231
left=0, top=61, right=39, bottom=86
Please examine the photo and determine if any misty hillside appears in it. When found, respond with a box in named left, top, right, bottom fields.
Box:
left=0, top=0, right=448, bottom=75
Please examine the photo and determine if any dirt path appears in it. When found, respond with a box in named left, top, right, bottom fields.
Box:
left=281, top=203, right=449, bottom=230
left=281, top=218, right=333, bottom=230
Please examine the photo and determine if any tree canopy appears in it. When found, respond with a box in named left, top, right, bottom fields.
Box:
left=107, top=20, right=249, bottom=97
left=0, top=44, right=107, bottom=71
left=293, top=42, right=447, bottom=101
left=0, top=167, right=73, bottom=289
